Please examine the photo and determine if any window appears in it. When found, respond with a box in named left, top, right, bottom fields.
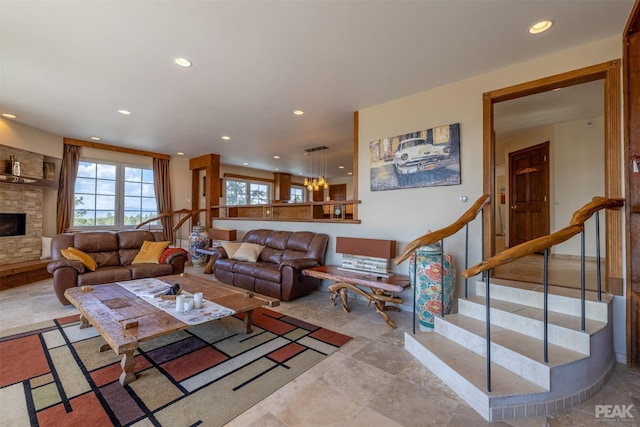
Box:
left=290, top=186, right=306, bottom=203
left=225, top=178, right=270, bottom=205
left=73, top=160, right=158, bottom=228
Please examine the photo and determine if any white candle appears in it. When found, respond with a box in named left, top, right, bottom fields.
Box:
left=184, top=299, right=194, bottom=312
left=193, top=292, right=203, bottom=309
left=176, top=295, right=185, bottom=312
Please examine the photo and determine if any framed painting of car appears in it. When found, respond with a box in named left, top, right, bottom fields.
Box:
left=368, top=122, right=460, bottom=191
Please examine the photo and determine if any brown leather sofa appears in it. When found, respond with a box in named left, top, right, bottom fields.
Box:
left=209, top=229, right=329, bottom=301
left=48, top=230, right=187, bottom=305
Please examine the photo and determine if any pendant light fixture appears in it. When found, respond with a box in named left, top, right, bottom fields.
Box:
left=304, top=146, right=329, bottom=192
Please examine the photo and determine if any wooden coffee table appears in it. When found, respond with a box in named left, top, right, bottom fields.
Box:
left=64, top=274, right=279, bottom=385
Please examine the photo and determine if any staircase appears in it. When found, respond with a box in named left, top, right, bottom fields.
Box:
left=404, top=278, right=615, bottom=422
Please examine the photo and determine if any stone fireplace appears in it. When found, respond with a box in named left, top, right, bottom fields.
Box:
left=0, top=145, right=46, bottom=265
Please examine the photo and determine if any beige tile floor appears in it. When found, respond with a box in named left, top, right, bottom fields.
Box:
left=1, top=266, right=638, bottom=426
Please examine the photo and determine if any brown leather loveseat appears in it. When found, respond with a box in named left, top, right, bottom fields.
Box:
left=48, top=230, right=187, bottom=305
left=209, top=229, right=329, bottom=301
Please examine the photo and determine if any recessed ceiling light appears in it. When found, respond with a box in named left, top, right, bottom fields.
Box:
left=529, top=20, right=553, bottom=34
left=2, top=113, right=17, bottom=119
left=338, top=165, right=344, bottom=169
left=222, top=136, right=231, bottom=140
left=177, top=152, right=184, bottom=156
left=273, top=155, right=280, bottom=159
left=90, top=136, right=101, bottom=141
left=293, top=110, right=304, bottom=116
left=173, top=57, right=192, bottom=68
left=118, top=109, right=132, bottom=115
left=275, top=168, right=279, bottom=171
left=243, top=162, right=248, bottom=166
left=348, top=172, right=353, bottom=175
left=298, top=172, right=303, bottom=175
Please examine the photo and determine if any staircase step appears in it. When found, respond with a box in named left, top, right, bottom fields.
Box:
left=458, top=296, right=606, bottom=354
left=435, top=313, right=588, bottom=389
left=474, top=278, right=610, bottom=322
left=405, top=331, right=546, bottom=421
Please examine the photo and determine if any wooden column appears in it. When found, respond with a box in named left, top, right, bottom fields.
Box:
left=189, top=154, right=220, bottom=228
left=273, top=172, right=292, bottom=202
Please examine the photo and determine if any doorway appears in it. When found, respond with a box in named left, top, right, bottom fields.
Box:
left=483, top=60, right=622, bottom=294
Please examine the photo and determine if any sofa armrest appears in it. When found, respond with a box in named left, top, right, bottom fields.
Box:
left=161, top=248, right=189, bottom=264
left=47, top=259, right=86, bottom=274
left=279, top=258, right=319, bottom=271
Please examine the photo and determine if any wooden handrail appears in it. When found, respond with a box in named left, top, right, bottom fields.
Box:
left=135, top=209, right=193, bottom=229
left=463, top=196, right=624, bottom=278
left=172, top=209, right=206, bottom=233
left=395, top=194, right=490, bottom=265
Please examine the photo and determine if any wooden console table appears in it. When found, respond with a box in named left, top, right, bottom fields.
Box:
left=302, top=265, right=411, bottom=328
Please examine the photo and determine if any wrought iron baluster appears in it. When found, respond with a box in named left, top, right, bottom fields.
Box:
left=486, top=270, right=492, bottom=392
left=581, top=230, right=586, bottom=331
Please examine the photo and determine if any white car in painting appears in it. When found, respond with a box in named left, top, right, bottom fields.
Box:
left=393, top=137, right=451, bottom=179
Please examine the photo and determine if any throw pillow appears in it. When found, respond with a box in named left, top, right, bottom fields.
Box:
left=159, top=247, right=188, bottom=264
left=230, top=242, right=265, bottom=262
left=132, top=241, right=171, bottom=264
left=222, top=242, right=243, bottom=259
left=61, top=247, right=97, bottom=271
left=40, top=236, right=52, bottom=259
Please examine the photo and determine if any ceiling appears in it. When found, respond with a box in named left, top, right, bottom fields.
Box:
left=0, top=1, right=633, bottom=179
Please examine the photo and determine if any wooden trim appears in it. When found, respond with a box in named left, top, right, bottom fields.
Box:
left=222, top=173, right=273, bottom=184
left=63, top=137, right=171, bottom=160
left=353, top=111, right=359, bottom=220
left=482, top=93, right=495, bottom=260
left=624, top=0, right=640, bottom=368
left=604, top=61, right=623, bottom=284
left=483, top=60, right=623, bottom=294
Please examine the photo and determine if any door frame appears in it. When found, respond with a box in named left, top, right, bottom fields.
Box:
left=508, top=141, right=550, bottom=248
left=482, top=60, right=622, bottom=294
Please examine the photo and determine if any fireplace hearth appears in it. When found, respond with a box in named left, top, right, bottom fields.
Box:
left=0, top=213, right=26, bottom=237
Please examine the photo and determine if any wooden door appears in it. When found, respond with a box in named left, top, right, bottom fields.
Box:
left=624, top=0, right=640, bottom=367
left=508, top=142, right=550, bottom=248
left=329, top=184, right=347, bottom=201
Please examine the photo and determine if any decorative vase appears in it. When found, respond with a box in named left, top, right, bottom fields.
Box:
left=188, top=225, right=208, bottom=266
left=410, top=243, right=455, bottom=330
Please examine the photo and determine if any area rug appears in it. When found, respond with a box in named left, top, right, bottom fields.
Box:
left=0, top=308, right=352, bottom=426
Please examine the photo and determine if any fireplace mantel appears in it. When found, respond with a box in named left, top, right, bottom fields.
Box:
left=0, top=172, right=57, bottom=189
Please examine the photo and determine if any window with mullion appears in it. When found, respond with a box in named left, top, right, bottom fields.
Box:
left=73, top=160, right=158, bottom=229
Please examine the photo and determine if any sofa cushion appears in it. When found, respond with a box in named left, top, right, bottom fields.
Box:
left=230, top=243, right=265, bottom=262
left=132, top=241, right=170, bottom=264
left=73, top=231, right=120, bottom=267
left=117, top=230, right=156, bottom=266
left=251, top=263, right=281, bottom=283
left=128, top=263, right=173, bottom=279
left=77, top=266, right=132, bottom=286
left=264, top=231, right=291, bottom=250
left=259, top=247, right=283, bottom=264
left=61, top=247, right=97, bottom=271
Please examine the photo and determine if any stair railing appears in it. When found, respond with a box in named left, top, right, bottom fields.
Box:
left=136, top=208, right=206, bottom=249
left=463, top=196, right=624, bottom=392
left=396, top=194, right=491, bottom=334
